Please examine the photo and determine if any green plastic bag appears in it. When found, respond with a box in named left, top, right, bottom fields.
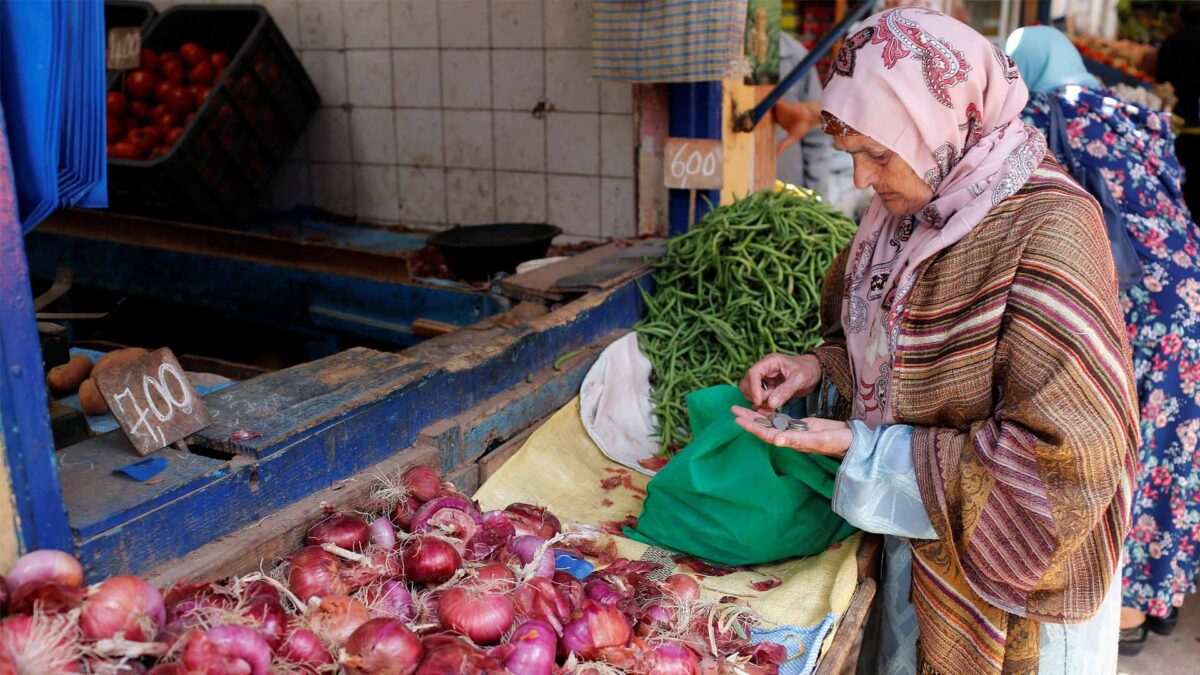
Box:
left=626, top=385, right=857, bottom=565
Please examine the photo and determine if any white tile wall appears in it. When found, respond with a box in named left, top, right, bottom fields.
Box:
left=221, top=0, right=633, bottom=237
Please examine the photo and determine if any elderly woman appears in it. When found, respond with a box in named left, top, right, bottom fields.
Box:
left=1008, top=24, right=1200, bottom=656
left=733, top=10, right=1137, bottom=675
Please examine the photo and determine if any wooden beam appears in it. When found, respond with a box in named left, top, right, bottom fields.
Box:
left=635, top=84, right=670, bottom=235
left=814, top=579, right=877, bottom=675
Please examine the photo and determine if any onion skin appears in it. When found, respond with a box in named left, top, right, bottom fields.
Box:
left=182, top=626, right=272, bottom=675
left=465, top=511, right=516, bottom=562
left=361, top=578, right=414, bottom=620
left=0, top=613, right=82, bottom=673
left=307, top=513, right=372, bottom=553
left=552, top=572, right=586, bottom=617
left=410, top=497, right=482, bottom=544
left=245, top=596, right=289, bottom=651
left=146, top=666, right=186, bottom=675
left=390, top=495, right=423, bottom=531
left=438, top=586, right=515, bottom=645
left=370, top=517, right=398, bottom=550
left=473, top=563, right=516, bottom=588
left=402, top=466, right=443, bottom=503
left=503, top=620, right=557, bottom=675
left=306, top=594, right=370, bottom=646
left=288, top=546, right=348, bottom=602
left=414, top=635, right=508, bottom=675
left=512, top=578, right=570, bottom=635
left=503, top=504, right=561, bottom=540
left=278, top=628, right=334, bottom=666
left=648, top=643, right=699, bottom=674
left=81, top=575, right=166, bottom=642
left=399, top=536, right=461, bottom=585
left=342, top=618, right=423, bottom=675
left=663, top=574, right=701, bottom=602
left=5, top=550, right=84, bottom=595
left=508, top=536, right=554, bottom=579
left=559, top=603, right=632, bottom=659
left=7, top=581, right=85, bottom=615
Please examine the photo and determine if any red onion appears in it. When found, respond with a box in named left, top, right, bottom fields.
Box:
left=306, top=594, right=369, bottom=646
left=341, top=547, right=402, bottom=591
left=639, top=601, right=675, bottom=634
left=414, top=634, right=506, bottom=674
left=147, top=666, right=185, bottom=675
left=307, top=513, right=372, bottom=552
left=245, top=596, right=289, bottom=651
left=0, top=613, right=82, bottom=672
left=474, top=563, right=516, bottom=587
left=559, top=603, right=632, bottom=658
left=0, top=575, right=8, bottom=615
left=664, top=574, right=701, bottom=602
left=86, top=658, right=148, bottom=675
left=402, top=466, right=442, bottom=503
left=504, top=504, right=561, bottom=539
left=742, top=641, right=788, bottom=668
left=278, top=628, right=334, bottom=667
left=648, top=643, right=699, bottom=674
left=413, top=591, right=441, bottom=626
left=465, top=511, right=516, bottom=561
left=508, top=536, right=555, bottom=579
left=390, top=496, right=423, bottom=531
left=240, top=579, right=281, bottom=604
left=370, top=517, right=398, bottom=550
left=163, top=582, right=223, bottom=624
left=410, top=497, right=482, bottom=543
left=512, top=578, right=570, bottom=634
left=8, top=582, right=85, bottom=615
left=182, top=626, right=272, bottom=675
left=80, top=575, right=165, bottom=641
left=5, top=550, right=84, bottom=595
left=553, top=572, right=586, bottom=616
left=503, top=620, right=557, bottom=675
left=438, top=585, right=515, bottom=645
left=359, top=579, right=414, bottom=620
left=288, top=546, right=348, bottom=601
left=583, top=579, right=625, bottom=607
left=399, top=536, right=461, bottom=585
left=342, top=618, right=423, bottom=674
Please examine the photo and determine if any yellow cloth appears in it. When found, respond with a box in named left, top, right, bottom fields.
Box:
left=474, top=398, right=861, bottom=630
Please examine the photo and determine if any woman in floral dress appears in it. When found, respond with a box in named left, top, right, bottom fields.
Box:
left=1009, top=25, right=1200, bottom=655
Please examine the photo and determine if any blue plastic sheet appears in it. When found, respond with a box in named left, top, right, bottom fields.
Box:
left=114, top=456, right=168, bottom=482
left=0, top=0, right=106, bottom=232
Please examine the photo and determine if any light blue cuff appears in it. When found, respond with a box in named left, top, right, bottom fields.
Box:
left=832, top=421, right=937, bottom=539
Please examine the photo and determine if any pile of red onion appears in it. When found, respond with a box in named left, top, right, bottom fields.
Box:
left=0, top=464, right=787, bottom=674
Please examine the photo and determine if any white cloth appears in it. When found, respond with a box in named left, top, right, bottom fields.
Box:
left=579, top=332, right=660, bottom=476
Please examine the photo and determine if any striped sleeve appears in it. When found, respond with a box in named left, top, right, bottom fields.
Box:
left=812, top=246, right=854, bottom=418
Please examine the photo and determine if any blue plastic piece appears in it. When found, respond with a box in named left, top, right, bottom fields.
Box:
left=114, top=457, right=169, bottom=482
left=554, top=550, right=595, bottom=579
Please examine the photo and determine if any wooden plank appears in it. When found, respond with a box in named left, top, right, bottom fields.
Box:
left=141, top=444, right=439, bottom=588
left=39, top=209, right=417, bottom=284
left=501, top=241, right=660, bottom=303
left=814, top=579, right=877, bottom=675
left=479, top=418, right=545, bottom=481
left=636, top=84, right=671, bottom=236
left=500, top=243, right=625, bottom=302
left=753, top=84, right=778, bottom=192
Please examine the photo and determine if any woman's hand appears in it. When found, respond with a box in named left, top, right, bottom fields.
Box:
left=738, top=353, right=822, bottom=411
left=731, top=406, right=852, bottom=459
left=774, top=100, right=823, bottom=155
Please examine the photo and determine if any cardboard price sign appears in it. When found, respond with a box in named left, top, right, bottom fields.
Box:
left=107, top=27, right=142, bottom=70
left=663, top=138, right=724, bottom=190
left=94, top=348, right=212, bottom=456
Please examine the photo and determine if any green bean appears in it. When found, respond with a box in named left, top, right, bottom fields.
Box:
left=634, top=188, right=857, bottom=453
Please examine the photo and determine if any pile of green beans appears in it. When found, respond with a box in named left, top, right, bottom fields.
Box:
left=636, top=188, right=857, bottom=452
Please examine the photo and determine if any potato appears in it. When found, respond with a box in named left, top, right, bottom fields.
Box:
left=92, top=347, right=149, bottom=376
left=78, top=378, right=108, bottom=415
left=46, top=355, right=93, bottom=394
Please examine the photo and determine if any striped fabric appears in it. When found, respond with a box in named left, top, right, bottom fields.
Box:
left=813, top=155, right=1137, bottom=675
left=591, top=0, right=748, bottom=82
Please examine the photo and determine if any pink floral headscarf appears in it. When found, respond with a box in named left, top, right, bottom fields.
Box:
left=821, top=8, right=1046, bottom=426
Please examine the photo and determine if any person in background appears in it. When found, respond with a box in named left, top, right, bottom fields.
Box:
left=1157, top=4, right=1200, bottom=214
left=740, top=9, right=1135, bottom=674
left=1008, top=25, right=1200, bottom=657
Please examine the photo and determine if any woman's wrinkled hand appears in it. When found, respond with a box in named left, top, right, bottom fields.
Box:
left=738, top=353, right=822, bottom=411
left=731, top=406, right=852, bottom=459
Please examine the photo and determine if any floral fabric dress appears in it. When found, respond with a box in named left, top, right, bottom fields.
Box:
left=1024, top=87, right=1200, bottom=618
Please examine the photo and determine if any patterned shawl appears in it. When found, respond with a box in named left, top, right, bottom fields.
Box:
left=820, top=8, right=1045, bottom=426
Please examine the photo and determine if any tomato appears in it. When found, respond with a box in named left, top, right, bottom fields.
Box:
left=188, top=61, right=215, bottom=86
left=165, top=87, right=194, bottom=115
left=210, top=51, right=231, bottom=68
left=106, top=116, right=123, bottom=143
left=149, top=104, right=169, bottom=123
left=179, top=42, right=209, bottom=66
left=159, top=50, right=179, bottom=64
left=161, top=59, right=186, bottom=84
left=140, top=48, right=160, bottom=72
left=185, top=112, right=196, bottom=126
left=127, top=100, right=151, bottom=121
left=154, top=113, right=180, bottom=131
left=164, top=127, right=185, bottom=146
left=124, top=69, right=156, bottom=99
left=149, top=146, right=170, bottom=159
left=126, top=126, right=161, bottom=155
left=108, top=141, right=143, bottom=160
left=105, top=91, right=126, bottom=117
left=154, top=80, right=176, bottom=102
left=192, top=86, right=212, bottom=107
left=213, top=64, right=226, bottom=80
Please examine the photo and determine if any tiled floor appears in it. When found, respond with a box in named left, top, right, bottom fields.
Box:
left=1119, top=598, right=1200, bottom=675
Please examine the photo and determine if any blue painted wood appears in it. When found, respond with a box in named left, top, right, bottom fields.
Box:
left=0, top=167, right=72, bottom=551
left=22, top=233, right=506, bottom=347
left=668, top=82, right=722, bottom=236
left=59, top=433, right=225, bottom=541
left=74, top=279, right=647, bottom=579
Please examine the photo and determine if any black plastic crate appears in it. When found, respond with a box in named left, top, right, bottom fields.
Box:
left=106, top=4, right=320, bottom=227
left=105, top=1, right=157, bottom=89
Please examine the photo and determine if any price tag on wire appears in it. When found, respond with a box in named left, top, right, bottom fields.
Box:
left=94, top=348, right=212, bottom=456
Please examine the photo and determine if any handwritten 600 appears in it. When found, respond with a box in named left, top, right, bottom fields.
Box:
left=110, top=363, right=194, bottom=446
